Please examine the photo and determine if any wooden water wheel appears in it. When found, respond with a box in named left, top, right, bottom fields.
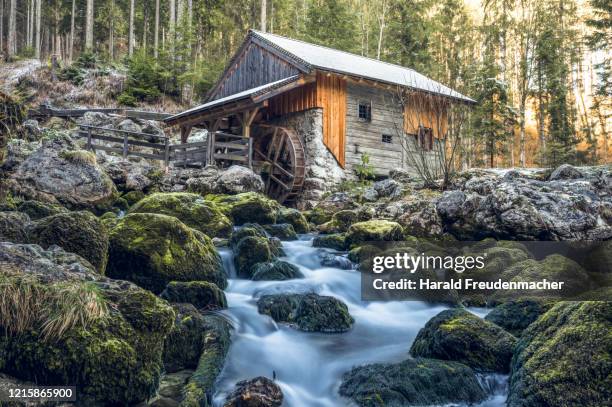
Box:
left=252, top=125, right=305, bottom=204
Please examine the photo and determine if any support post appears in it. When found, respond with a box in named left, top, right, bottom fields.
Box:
left=209, top=131, right=216, bottom=166
left=122, top=133, right=128, bottom=159
left=248, top=137, right=253, bottom=169
left=86, top=127, right=92, bottom=150
left=164, top=137, right=170, bottom=172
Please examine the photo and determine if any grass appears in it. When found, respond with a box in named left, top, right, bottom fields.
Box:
left=0, top=264, right=109, bottom=342
left=59, top=149, right=97, bottom=165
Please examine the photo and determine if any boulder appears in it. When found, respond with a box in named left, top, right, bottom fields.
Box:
left=22, top=119, right=42, bottom=141
left=251, top=260, right=303, bottom=281
left=117, top=119, right=142, bottom=133
left=312, top=233, right=347, bottom=251
left=216, top=165, right=265, bottom=194
left=373, top=178, right=403, bottom=198
left=28, top=211, right=109, bottom=273
left=160, top=281, right=227, bottom=310
left=162, top=303, right=209, bottom=373
left=107, top=213, right=225, bottom=294
left=263, top=223, right=297, bottom=240
left=320, top=253, right=353, bottom=270
left=17, top=200, right=67, bottom=220
left=223, top=376, right=283, bottom=407
left=309, top=192, right=359, bottom=224
left=122, top=190, right=146, bottom=206
left=339, top=358, right=487, bottom=407
left=208, top=192, right=280, bottom=225
left=508, top=301, right=611, bottom=407
left=410, top=308, right=517, bottom=373
left=485, top=300, right=549, bottom=336
left=277, top=208, right=309, bottom=233
left=257, top=293, right=354, bottom=333
left=129, top=192, right=233, bottom=238
left=548, top=164, right=584, bottom=180
left=397, top=199, right=444, bottom=238
left=0, top=242, right=175, bottom=405
left=345, top=220, right=404, bottom=247
left=0, top=211, right=30, bottom=243
left=76, top=111, right=113, bottom=127
left=233, top=235, right=273, bottom=278
left=229, top=223, right=268, bottom=246
left=8, top=137, right=118, bottom=211
left=318, top=210, right=357, bottom=234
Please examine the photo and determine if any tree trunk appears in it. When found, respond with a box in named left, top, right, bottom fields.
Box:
left=0, top=0, right=4, bottom=56
left=108, top=0, right=114, bottom=60
left=154, top=0, right=160, bottom=58
left=35, top=0, right=41, bottom=59
left=128, top=0, right=135, bottom=56
left=85, top=0, right=94, bottom=50
left=519, top=97, right=526, bottom=167
left=7, top=0, right=16, bottom=57
left=69, top=0, right=75, bottom=61
left=376, top=0, right=387, bottom=60
left=142, top=8, right=148, bottom=53
left=260, top=0, right=267, bottom=32
left=169, top=0, right=176, bottom=56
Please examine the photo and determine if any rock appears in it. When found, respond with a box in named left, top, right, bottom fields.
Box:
left=22, top=119, right=42, bottom=141
left=223, top=376, right=283, bottom=407
left=372, top=178, right=402, bottom=198
left=28, top=211, right=109, bottom=273
left=251, top=260, right=303, bottom=281
left=263, top=223, right=297, bottom=240
left=233, top=235, right=273, bottom=278
left=117, top=119, right=142, bottom=133
left=312, top=192, right=358, bottom=220
left=160, top=281, right=227, bottom=310
left=277, top=208, right=309, bottom=233
left=318, top=209, right=357, bottom=233
left=362, top=187, right=378, bottom=202
left=257, top=293, right=354, bottom=333
left=107, top=213, right=225, bottom=294
left=216, top=165, right=265, bottom=194
left=339, top=358, right=487, bottom=407
left=76, top=111, right=113, bottom=127
left=17, top=200, right=67, bottom=220
left=410, top=308, right=517, bottom=373
left=549, top=164, right=584, bottom=180
left=188, top=129, right=208, bottom=143
left=163, top=303, right=209, bottom=373
left=312, top=233, right=347, bottom=251
left=8, top=137, right=118, bottom=211
left=485, top=300, right=549, bottom=336
left=0, top=211, right=30, bottom=243
left=229, top=223, right=268, bottom=246
left=345, top=220, right=404, bottom=247
left=389, top=168, right=414, bottom=183
left=397, top=199, right=445, bottom=238
left=208, top=192, right=280, bottom=225
left=147, top=370, right=193, bottom=406
left=508, top=301, right=611, bottom=407
left=129, top=192, right=233, bottom=238
left=320, top=253, right=353, bottom=269
left=141, top=121, right=165, bottom=138
left=122, top=190, right=146, bottom=206
left=0, top=242, right=175, bottom=405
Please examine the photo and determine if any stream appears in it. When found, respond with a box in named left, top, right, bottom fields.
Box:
left=212, top=235, right=508, bottom=407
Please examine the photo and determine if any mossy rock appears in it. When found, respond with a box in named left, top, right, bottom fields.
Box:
left=319, top=210, right=358, bottom=234
left=347, top=244, right=382, bottom=263
left=0, top=211, right=30, bottom=243
left=313, top=233, right=348, bottom=251
left=263, top=223, right=297, bottom=240
left=233, top=235, right=273, bottom=278
left=257, top=293, right=354, bottom=333
left=305, top=207, right=332, bottom=225
left=122, top=190, right=146, bottom=206
left=163, top=303, right=209, bottom=373
left=229, top=223, right=267, bottom=247
left=107, top=213, right=225, bottom=294
left=17, top=200, right=67, bottom=220
left=508, top=301, right=611, bottom=407
left=251, top=260, right=304, bottom=281
left=485, top=300, right=550, bottom=336
left=29, top=211, right=109, bottom=273
left=206, top=192, right=280, bottom=225
left=339, top=357, right=487, bottom=407
left=129, top=192, right=233, bottom=238
left=278, top=208, right=309, bottom=233
left=160, top=281, right=227, bottom=310
left=410, top=308, right=517, bottom=373
left=99, top=212, right=119, bottom=230
left=345, top=220, right=404, bottom=247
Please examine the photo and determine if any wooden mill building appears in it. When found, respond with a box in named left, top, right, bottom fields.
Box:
left=164, top=30, right=474, bottom=205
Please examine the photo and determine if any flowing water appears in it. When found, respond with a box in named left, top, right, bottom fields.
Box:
left=212, top=235, right=508, bottom=407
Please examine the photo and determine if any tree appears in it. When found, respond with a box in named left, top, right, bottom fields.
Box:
left=154, top=0, right=160, bottom=57
left=261, top=0, right=267, bottom=32
left=7, top=0, right=15, bottom=57
left=35, top=0, right=41, bottom=59
left=69, top=0, right=76, bottom=61
left=86, top=0, right=95, bottom=50
left=129, top=0, right=135, bottom=56
left=304, top=0, right=358, bottom=53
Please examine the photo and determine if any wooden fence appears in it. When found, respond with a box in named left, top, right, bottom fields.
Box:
left=29, top=104, right=172, bottom=121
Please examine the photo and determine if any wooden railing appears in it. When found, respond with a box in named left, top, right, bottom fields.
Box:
left=208, top=131, right=253, bottom=168
left=29, top=104, right=171, bottom=120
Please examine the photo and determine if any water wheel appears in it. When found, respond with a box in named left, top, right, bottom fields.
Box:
left=252, top=125, right=305, bottom=204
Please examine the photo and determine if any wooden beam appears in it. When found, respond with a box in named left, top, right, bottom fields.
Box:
left=251, top=77, right=311, bottom=103
left=180, top=125, right=192, bottom=144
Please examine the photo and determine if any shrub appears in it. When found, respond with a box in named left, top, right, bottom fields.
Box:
left=117, top=93, right=138, bottom=107
left=355, top=153, right=375, bottom=181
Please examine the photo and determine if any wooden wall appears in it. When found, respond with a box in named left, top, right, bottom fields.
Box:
left=403, top=94, right=448, bottom=138
left=212, top=42, right=301, bottom=100
left=268, top=71, right=347, bottom=167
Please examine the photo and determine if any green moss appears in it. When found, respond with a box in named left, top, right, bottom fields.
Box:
left=319, top=210, right=358, bottom=234
left=485, top=300, right=551, bottom=336
left=107, top=213, right=225, bottom=294
left=263, top=223, right=297, bottom=240
left=278, top=208, right=309, bottom=233
left=59, top=149, right=97, bottom=165
left=206, top=192, right=280, bottom=225
left=121, top=190, right=146, bottom=206
left=17, top=200, right=67, bottom=220
left=163, top=303, right=208, bottom=373
left=313, top=233, right=348, bottom=251
left=160, top=281, right=227, bottom=310
left=345, top=220, right=404, bottom=248
left=0, top=211, right=30, bottom=243
left=251, top=260, right=304, bottom=281
left=410, top=308, right=517, bottom=373
left=233, top=235, right=273, bottom=278
left=129, top=192, right=233, bottom=238
left=28, top=211, right=109, bottom=273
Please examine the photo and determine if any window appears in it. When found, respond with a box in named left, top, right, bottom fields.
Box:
left=382, top=134, right=393, bottom=144
left=418, top=127, right=434, bottom=151
left=358, top=101, right=372, bottom=121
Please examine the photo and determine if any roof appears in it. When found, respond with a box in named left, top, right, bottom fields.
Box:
left=165, top=76, right=300, bottom=123
left=249, top=30, right=475, bottom=104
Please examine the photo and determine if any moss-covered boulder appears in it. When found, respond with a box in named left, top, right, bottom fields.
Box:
left=0, top=211, right=30, bottom=243
left=160, top=281, right=227, bottom=310
left=345, top=220, right=404, bottom=247
left=319, top=209, right=358, bottom=234
left=339, top=358, right=487, bottom=407
left=410, top=308, right=517, bottom=373
left=251, top=260, right=304, bottom=281
left=122, top=190, right=145, bottom=206
left=485, top=300, right=550, bottom=336
left=129, top=192, right=233, bottom=238
left=278, top=208, right=309, bottom=233
left=17, top=200, right=67, bottom=220
left=313, top=233, right=347, bottom=251
left=163, top=303, right=210, bottom=373
left=347, top=244, right=382, bottom=264
left=207, top=192, right=280, bottom=225
left=257, top=293, right=354, bottom=333
left=224, top=376, right=283, bottom=407
left=107, top=213, right=225, bottom=294
left=28, top=211, right=109, bottom=273
left=0, top=242, right=175, bottom=405
left=508, top=301, right=611, bottom=407
left=264, top=223, right=297, bottom=240
left=233, top=235, right=273, bottom=278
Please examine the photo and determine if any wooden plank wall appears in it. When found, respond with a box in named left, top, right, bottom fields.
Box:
left=403, top=94, right=448, bottom=138
left=268, top=82, right=318, bottom=116
left=214, top=43, right=301, bottom=100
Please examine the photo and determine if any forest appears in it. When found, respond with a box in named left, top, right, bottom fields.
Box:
left=0, top=0, right=610, bottom=169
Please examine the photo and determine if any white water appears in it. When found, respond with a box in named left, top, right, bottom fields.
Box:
left=213, top=235, right=508, bottom=407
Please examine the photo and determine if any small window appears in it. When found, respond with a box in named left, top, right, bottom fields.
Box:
left=418, top=127, right=434, bottom=151
left=382, top=134, right=393, bottom=144
left=358, top=101, right=372, bottom=121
